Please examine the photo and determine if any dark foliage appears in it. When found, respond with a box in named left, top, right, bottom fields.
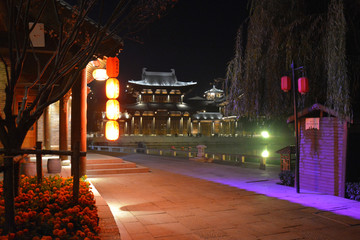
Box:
left=278, top=170, right=295, bottom=187
left=226, top=0, right=359, bottom=121
left=345, top=182, right=360, bottom=201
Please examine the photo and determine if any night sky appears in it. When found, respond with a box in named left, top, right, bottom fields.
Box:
left=116, top=0, right=249, bottom=97
left=88, top=0, right=249, bottom=118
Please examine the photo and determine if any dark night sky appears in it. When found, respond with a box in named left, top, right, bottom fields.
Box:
left=116, top=0, right=249, bottom=97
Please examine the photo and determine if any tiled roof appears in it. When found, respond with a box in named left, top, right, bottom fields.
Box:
left=129, top=68, right=197, bottom=87
left=276, top=145, right=296, bottom=154
left=205, top=85, right=224, bottom=94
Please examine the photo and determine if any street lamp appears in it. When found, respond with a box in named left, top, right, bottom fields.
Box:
left=260, top=149, right=269, bottom=170
left=261, top=130, right=269, bottom=138
left=92, top=68, right=108, bottom=81
left=281, top=61, right=309, bottom=193
left=260, top=130, right=270, bottom=170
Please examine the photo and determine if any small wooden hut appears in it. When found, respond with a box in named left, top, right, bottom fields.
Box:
left=276, top=145, right=296, bottom=171
left=288, top=103, right=352, bottom=197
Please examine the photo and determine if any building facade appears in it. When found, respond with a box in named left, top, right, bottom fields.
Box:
left=110, top=68, right=238, bottom=137
left=119, top=68, right=196, bottom=136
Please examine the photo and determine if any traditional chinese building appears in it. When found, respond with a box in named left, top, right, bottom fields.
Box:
left=115, top=70, right=238, bottom=137
left=187, top=85, right=236, bottom=136
left=119, top=68, right=196, bottom=136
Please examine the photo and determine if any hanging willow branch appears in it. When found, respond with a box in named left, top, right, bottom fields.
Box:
left=225, top=26, right=244, bottom=117
left=325, top=0, right=351, bottom=119
left=226, top=0, right=353, bottom=121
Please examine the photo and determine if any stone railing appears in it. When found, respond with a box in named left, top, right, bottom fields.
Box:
left=88, top=145, right=279, bottom=170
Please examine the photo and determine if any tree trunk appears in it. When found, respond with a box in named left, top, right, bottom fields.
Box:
left=3, top=156, right=15, bottom=234
left=71, top=70, right=87, bottom=177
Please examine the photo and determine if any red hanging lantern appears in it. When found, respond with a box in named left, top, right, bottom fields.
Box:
left=106, top=78, right=120, bottom=99
left=106, top=57, right=119, bottom=78
left=298, top=77, right=309, bottom=94
left=106, top=100, right=120, bottom=120
left=105, top=120, right=119, bottom=141
left=281, top=76, right=291, bottom=92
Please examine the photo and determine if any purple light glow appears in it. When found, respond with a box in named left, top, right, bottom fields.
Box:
left=121, top=154, right=360, bottom=220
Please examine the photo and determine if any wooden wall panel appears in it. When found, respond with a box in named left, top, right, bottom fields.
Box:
left=299, top=117, right=347, bottom=196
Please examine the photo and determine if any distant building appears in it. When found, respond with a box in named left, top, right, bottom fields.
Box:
left=94, top=68, right=239, bottom=138
left=188, top=85, right=236, bottom=136
left=119, top=68, right=196, bottom=135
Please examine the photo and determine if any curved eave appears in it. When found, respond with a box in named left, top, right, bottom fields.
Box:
left=129, top=80, right=196, bottom=87
left=125, top=102, right=192, bottom=112
left=128, top=83, right=196, bottom=93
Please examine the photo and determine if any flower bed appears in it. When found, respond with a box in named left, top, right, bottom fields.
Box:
left=0, top=175, right=101, bottom=240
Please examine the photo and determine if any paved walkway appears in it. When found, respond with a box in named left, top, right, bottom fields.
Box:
left=89, top=153, right=360, bottom=240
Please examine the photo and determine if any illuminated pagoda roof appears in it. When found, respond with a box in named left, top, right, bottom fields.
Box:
left=128, top=68, right=197, bottom=89
left=204, top=85, right=224, bottom=94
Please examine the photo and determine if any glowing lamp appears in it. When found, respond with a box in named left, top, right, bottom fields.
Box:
left=261, top=150, right=269, bottom=158
left=105, top=120, right=119, bottom=141
left=281, top=76, right=291, bottom=92
left=106, top=78, right=120, bottom=99
left=106, top=100, right=120, bottom=120
left=92, top=69, right=108, bottom=81
left=106, top=57, right=119, bottom=78
left=298, top=77, right=309, bottom=94
left=261, top=131, right=269, bottom=138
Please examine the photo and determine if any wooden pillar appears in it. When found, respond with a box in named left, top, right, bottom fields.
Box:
left=167, top=117, right=171, bottom=135
left=60, top=93, right=70, bottom=160
left=140, top=116, right=143, bottom=135
left=43, top=107, right=51, bottom=149
left=210, top=121, right=213, bottom=136
left=188, top=118, right=191, bottom=135
left=131, top=117, right=134, bottom=135
left=152, top=117, right=155, bottom=135
left=180, top=117, right=183, bottom=135
left=71, top=69, right=87, bottom=176
left=125, top=121, right=128, bottom=135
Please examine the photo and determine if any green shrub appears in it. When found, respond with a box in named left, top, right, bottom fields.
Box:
left=278, top=170, right=295, bottom=187
left=345, top=182, right=360, bottom=201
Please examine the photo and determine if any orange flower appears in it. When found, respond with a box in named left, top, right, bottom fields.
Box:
left=40, top=237, right=52, bottom=240
left=1, top=175, right=101, bottom=239
left=67, top=222, right=74, bottom=230
left=58, top=228, right=67, bottom=236
left=53, top=229, right=60, bottom=236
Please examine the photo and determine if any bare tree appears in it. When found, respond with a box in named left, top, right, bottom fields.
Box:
left=0, top=0, right=176, bottom=234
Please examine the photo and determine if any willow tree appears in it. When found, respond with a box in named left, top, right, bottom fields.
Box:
left=0, top=0, right=176, bottom=233
left=226, top=0, right=355, bottom=120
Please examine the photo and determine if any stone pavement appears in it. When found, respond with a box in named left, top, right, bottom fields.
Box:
left=89, top=153, right=360, bottom=240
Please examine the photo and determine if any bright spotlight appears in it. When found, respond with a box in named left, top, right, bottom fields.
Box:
left=261, top=150, right=269, bottom=158
left=261, top=131, right=269, bottom=138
